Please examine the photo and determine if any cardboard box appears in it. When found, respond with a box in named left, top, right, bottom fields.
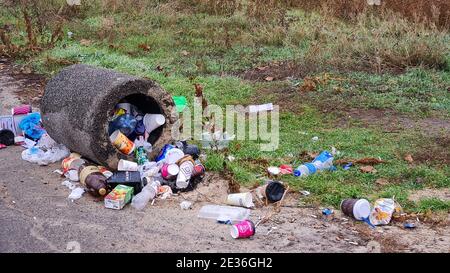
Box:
left=107, top=171, right=145, bottom=194
left=104, top=185, right=134, bottom=210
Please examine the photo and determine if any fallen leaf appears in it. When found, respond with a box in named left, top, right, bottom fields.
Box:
left=360, top=165, right=377, bottom=173
left=375, top=178, right=389, bottom=186
left=181, top=50, right=189, bottom=56
left=307, top=151, right=319, bottom=159
left=333, top=86, right=344, bottom=93
left=265, top=76, right=274, bottom=81
left=404, top=154, right=414, bottom=163
left=299, top=77, right=316, bottom=92
left=138, top=43, right=150, bottom=51
left=256, top=66, right=267, bottom=71
left=79, top=39, right=91, bottom=46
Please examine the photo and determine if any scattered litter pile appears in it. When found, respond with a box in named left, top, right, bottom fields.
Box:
left=56, top=100, right=207, bottom=211
left=0, top=66, right=415, bottom=239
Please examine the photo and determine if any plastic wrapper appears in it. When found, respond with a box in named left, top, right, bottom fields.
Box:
left=22, top=144, right=70, bottom=166
left=369, top=198, right=396, bottom=226
left=18, top=113, right=46, bottom=140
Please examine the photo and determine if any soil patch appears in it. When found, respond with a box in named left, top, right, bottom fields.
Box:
left=0, top=58, right=47, bottom=109
left=413, top=136, right=450, bottom=165
left=409, top=188, right=450, bottom=203
left=333, top=108, right=450, bottom=137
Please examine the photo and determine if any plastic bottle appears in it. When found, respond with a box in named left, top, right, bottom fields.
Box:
left=131, top=179, right=160, bottom=210
left=79, top=165, right=108, bottom=196
left=108, top=114, right=137, bottom=136
left=293, top=162, right=320, bottom=177
left=197, top=205, right=250, bottom=223
left=294, top=151, right=334, bottom=177
left=312, top=151, right=334, bottom=170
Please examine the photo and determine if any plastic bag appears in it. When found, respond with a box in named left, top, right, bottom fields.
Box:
left=68, top=187, right=85, bottom=200
left=19, top=113, right=46, bottom=140
left=36, top=133, right=58, bottom=150
left=22, top=144, right=70, bottom=165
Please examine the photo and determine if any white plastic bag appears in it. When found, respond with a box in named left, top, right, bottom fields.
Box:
left=36, top=133, right=58, bottom=150
left=68, top=187, right=85, bottom=200
left=22, top=144, right=70, bottom=165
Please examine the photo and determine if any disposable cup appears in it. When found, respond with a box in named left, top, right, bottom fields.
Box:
left=110, top=130, right=135, bottom=155
left=118, top=159, right=139, bottom=171
left=340, top=198, right=371, bottom=220
left=176, top=158, right=194, bottom=189
left=226, top=192, right=254, bottom=208
left=161, top=163, right=179, bottom=180
left=144, top=114, right=165, bottom=134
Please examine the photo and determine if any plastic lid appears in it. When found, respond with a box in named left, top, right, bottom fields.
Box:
left=353, top=199, right=371, bottom=220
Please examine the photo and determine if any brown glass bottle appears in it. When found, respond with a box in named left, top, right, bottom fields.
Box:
left=79, top=165, right=108, bottom=196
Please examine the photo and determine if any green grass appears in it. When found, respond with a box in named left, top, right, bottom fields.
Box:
left=2, top=2, right=449, bottom=213
left=416, top=198, right=450, bottom=212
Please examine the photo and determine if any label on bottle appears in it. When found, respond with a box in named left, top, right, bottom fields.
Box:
left=79, top=166, right=100, bottom=186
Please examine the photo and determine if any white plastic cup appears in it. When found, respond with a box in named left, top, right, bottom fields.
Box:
left=226, top=192, right=254, bottom=208
left=176, top=160, right=194, bottom=189
left=118, top=159, right=139, bottom=171
left=144, top=114, right=166, bottom=134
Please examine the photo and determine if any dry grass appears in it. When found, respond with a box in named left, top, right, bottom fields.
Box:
left=290, top=12, right=450, bottom=73
left=290, top=0, right=450, bottom=29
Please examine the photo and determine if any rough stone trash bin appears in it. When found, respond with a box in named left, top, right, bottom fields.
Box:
left=41, top=64, right=176, bottom=170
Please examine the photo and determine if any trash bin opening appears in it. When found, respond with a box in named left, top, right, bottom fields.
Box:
left=108, top=93, right=165, bottom=155
left=120, top=93, right=164, bottom=145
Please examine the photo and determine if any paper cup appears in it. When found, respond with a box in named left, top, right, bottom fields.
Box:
left=176, top=159, right=194, bottom=189
left=341, top=198, right=371, bottom=220
left=118, top=159, right=139, bottom=171
left=110, top=130, right=135, bottom=155
left=165, top=148, right=184, bottom=164
left=61, top=153, right=83, bottom=173
left=161, top=163, right=179, bottom=180
left=226, top=192, right=254, bottom=208
left=230, top=220, right=255, bottom=239
left=144, top=114, right=165, bottom=134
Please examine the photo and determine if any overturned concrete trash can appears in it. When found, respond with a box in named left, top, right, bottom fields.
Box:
left=41, top=64, right=176, bottom=170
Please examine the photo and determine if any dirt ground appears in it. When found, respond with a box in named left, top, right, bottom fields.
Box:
left=1, top=59, right=449, bottom=253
